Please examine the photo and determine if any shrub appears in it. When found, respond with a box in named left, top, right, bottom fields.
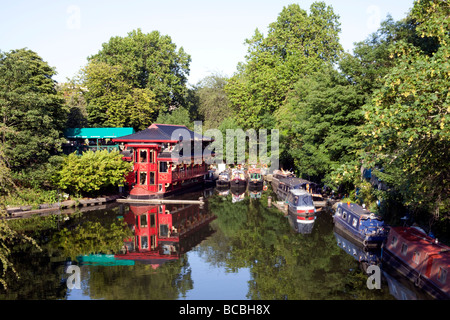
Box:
left=54, top=150, right=132, bottom=196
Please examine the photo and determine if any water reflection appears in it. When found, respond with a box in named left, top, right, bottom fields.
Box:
left=334, top=226, right=381, bottom=269
left=78, top=203, right=216, bottom=270
left=1, top=184, right=443, bottom=300
left=333, top=226, right=437, bottom=300
left=231, top=186, right=246, bottom=203
left=288, top=214, right=316, bottom=234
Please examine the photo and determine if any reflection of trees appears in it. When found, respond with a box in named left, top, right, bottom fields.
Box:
left=203, top=192, right=394, bottom=300
left=0, top=205, right=132, bottom=299
left=0, top=245, right=68, bottom=300
left=85, top=257, right=193, bottom=300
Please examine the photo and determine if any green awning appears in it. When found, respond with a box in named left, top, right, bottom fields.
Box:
left=64, top=127, right=135, bottom=139
left=76, top=254, right=135, bottom=266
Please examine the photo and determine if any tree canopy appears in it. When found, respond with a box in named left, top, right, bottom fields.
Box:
left=361, top=0, right=449, bottom=218
left=82, top=29, right=191, bottom=130
left=0, top=49, right=67, bottom=171
left=225, top=2, right=343, bottom=130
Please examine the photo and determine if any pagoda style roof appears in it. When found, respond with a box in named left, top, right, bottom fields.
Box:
left=112, top=123, right=212, bottom=143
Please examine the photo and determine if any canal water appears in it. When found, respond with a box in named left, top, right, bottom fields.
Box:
left=0, top=186, right=433, bottom=300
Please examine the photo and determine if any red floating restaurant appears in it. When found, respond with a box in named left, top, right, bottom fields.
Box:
left=113, top=123, right=213, bottom=199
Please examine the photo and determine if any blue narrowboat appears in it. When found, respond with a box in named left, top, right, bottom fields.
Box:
left=333, top=202, right=387, bottom=248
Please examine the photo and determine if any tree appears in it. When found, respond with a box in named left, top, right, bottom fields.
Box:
left=339, top=14, right=440, bottom=101
left=276, top=68, right=365, bottom=188
left=83, top=29, right=191, bottom=129
left=82, top=60, right=159, bottom=130
left=57, top=81, right=88, bottom=128
left=361, top=0, right=449, bottom=218
left=226, top=2, right=343, bottom=130
left=195, top=73, right=232, bottom=130
left=155, top=107, right=192, bottom=129
left=54, top=150, right=132, bottom=196
left=0, top=49, right=67, bottom=171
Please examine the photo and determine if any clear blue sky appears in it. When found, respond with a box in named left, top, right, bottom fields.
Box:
left=0, top=0, right=414, bottom=86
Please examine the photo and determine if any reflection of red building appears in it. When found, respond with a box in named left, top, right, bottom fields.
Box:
left=115, top=203, right=216, bottom=268
left=113, top=124, right=213, bottom=199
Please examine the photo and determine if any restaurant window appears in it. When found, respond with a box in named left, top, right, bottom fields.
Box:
left=141, top=236, right=149, bottom=249
left=149, top=150, right=155, bottom=163
left=139, top=149, right=148, bottom=163
left=413, top=251, right=420, bottom=264
left=149, top=172, right=155, bottom=185
left=160, top=224, right=169, bottom=237
left=139, top=172, right=147, bottom=185
left=159, top=161, right=168, bottom=173
left=438, top=267, right=447, bottom=284
left=150, top=213, right=156, bottom=228
left=401, top=243, right=408, bottom=256
left=140, top=214, right=148, bottom=228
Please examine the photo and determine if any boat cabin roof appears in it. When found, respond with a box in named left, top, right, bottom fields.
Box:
left=279, top=176, right=316, bottom=188
left=337, top=202, right=380, bottom=220
left=289, top=189, right=310, bottom=196
left=389, top=227, right=450, bottom=261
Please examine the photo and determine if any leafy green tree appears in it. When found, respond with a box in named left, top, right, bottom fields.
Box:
left=83, top=29, right=191, bottom=129
left=226, top=2, right=343, bottom=130
left=54, top=150, right=132, bottom=196
left=0, top=49, right=67, bottom=171
left=194, top=73, right=232, bottom=130
left=339, top=14, right=440, bottom=102
left=276, top=68, right=365, bottom=188
left=81, top=60, right=159, bottom=130
left=57, top=81, right=88, bottom=128
left=155, top=107, right=193, bottom=129
left=361, top=0, right=449, bottom=218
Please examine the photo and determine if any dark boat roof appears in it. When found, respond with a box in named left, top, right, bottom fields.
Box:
left=113, top=123, right=213, bottom=143
left=279, top=176, right=316, bottom=188
left=289, top=189, right=310, bottom=196
left=337, top=202, right=380, bottom=219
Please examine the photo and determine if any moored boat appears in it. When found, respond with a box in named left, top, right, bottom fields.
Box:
left=382, top=226, right=450, bottom=300
left=333, top=202, right=387, bottom=248
left=272, top=174, right=317, bottom=202
left=286, top=189, right=317, bottom=232
left=248, top=167, right=264, bottom=188
left=230, top=168, right=247, bottom=187
left=216, top=170, right=231, bottom=188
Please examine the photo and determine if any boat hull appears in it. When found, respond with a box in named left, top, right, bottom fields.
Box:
left=231, top=178, right=247, bottom=187
left=333, top=217, right=385, bottom=248
left=216, top=180, right=230, bottom=188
